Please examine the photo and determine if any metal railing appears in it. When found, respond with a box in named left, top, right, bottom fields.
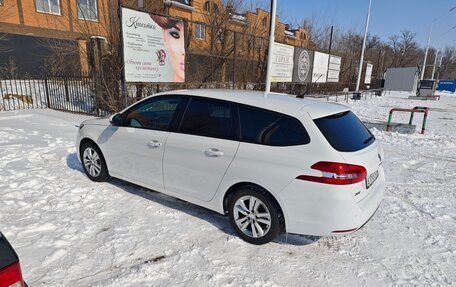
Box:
left=387, top=106, right=429, bottom=134
left=0, top=73, right=102, bottom=115
left=1, top=72, right=384, bottom=116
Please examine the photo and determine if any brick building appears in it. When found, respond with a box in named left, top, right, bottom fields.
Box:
left=0, top=0, right=312, bottom=76
left=0, top=0, right=114, bottom=74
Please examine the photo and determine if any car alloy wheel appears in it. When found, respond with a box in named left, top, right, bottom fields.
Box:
left=83, top=147, right=102, bottom=178
left=228, top=187, right=282, bottom=244
left=80, top=142, right=109, bottom=182
left=233, top=195, right=272, bottom=238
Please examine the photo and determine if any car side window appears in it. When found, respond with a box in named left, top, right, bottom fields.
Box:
left=123, top=96, right=183, bottom=131
left=179, top=97, right=237, bottom=140
left=239, top=105, right=310, bottom=146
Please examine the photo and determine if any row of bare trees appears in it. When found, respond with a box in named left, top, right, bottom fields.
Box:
left=301, top=15, right=456, bottom=82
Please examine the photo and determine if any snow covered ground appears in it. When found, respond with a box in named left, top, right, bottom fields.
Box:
left=0, top=91, right=455, bottom=286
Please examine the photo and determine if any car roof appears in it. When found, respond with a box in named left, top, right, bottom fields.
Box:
left=156, top=89, right=350, bottom=119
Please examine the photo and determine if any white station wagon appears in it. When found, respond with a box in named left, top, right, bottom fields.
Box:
left=77, top=89, right=384, bottom=244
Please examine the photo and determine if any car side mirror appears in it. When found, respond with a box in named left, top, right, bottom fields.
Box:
left=110, top=113, right=122, bottom=126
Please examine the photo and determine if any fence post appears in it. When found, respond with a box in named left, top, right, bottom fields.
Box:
left=64, top=78, right=70, bottom=102
left=44, top=76, right=50, bottom=108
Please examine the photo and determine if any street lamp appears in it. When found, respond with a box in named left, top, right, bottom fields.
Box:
left=431, top=48, right=439, bottom=80
left=421, top=6, right=456, bottom=80
left=421, top=24, right=433, bottom=80
left=354, top=0, right=372, bottom=99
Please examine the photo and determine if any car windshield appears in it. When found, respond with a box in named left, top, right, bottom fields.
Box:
left=314, top=111, right=374, bottom=152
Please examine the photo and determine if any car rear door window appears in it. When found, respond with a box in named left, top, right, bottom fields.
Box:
left=123, top=96, right=183, bottom=131
left=239, top=105, right=310, bottom=146
left=179, top=97, right=237, bottom=140
left=314, top=111, right=374, bottom=152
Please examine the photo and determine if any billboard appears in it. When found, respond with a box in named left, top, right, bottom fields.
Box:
left=364, top=63, right=373, bottom=84
left=312, top=52, right=329, bottom=83
left=384, top=67, right=419, bottom=92
left=270, top=42, right=295, bottom=82
left=121, top=8, right=185, bottom=82
left=292, top=48, right=314, bottom=83
left=327, top=55, right=341, bottom=83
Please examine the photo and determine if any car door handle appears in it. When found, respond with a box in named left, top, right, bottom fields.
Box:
left=147, top=140, right=163, bottom=148
left=205, top=148, right=224, bottom=157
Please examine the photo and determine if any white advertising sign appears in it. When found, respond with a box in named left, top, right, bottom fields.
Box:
left=327, top=70, right=340, bottom=82
left=312, top=51, right=329, bottom=83
left=121, top=8, right=185, bottom=82
left=327, top=55, right=341, bottom=83
left=329, top=63, right=340, bottom=71
left=329, top=56, right=341, bottom=65
left=270, top=42, right=295, bottom=82
left=364, top=63, right=373, bottom=84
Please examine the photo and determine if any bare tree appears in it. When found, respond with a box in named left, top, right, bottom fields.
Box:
left=386, top=30, right=419, bottom=67
left=300, top=9, right=334, bottom=51
left=185, top=0, right=268, bottom=85
left=331, top=29, right=380, bottom=84
left=439, top=46, right=456, bottom=79
left=0, top=57, right=18, bottom=76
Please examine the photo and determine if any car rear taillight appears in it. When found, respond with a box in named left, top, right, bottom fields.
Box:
left=0, top=262, right=24, bottom=287
left=297, top=161, right=367, bottom=185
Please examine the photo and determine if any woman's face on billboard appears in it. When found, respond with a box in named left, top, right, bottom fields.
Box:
left=163, top=22, right=185, bottom=82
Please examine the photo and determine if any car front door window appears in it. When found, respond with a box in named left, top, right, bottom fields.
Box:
left=124, top=96, right=183, bottom=131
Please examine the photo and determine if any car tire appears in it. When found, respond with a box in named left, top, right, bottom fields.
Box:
left=80, top=141, right=110, bottom=182
left=228, top=186, right=282, bottom=245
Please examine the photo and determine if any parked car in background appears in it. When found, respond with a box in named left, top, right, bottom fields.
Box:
left=76, top=90, right=385, bottom=244
left=0, top=233, right=26, bottom=287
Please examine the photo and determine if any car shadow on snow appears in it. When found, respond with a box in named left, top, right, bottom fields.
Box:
left=67, top=152, right=85, bottom=173
left=66, top=152, right=320, bottom=246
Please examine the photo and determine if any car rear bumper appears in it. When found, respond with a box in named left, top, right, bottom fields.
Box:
left=277, top=168, right=385, bottom=236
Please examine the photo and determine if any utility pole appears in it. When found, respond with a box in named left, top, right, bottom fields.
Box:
left=328, top=26, right=333, bottom=55
left=431, top=49, right=439, bottom=80
left=421, top=23, right=433, bottom=80
left=354, top=0, right=372, bottom=99
left=264, top=0, right=277, bottom=96
left=326, top=26, right=333, bottom=81
left=436, top=53, right=443, bottom=80
left=421, top=6, right=456, bottom=80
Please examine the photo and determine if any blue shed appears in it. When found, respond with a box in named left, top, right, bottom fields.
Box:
left=437, top=80, right=456, bottom=93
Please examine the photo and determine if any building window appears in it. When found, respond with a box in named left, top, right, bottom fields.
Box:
left=262, top=17, right=268, bottom=28
left=212, top=3, right=218, bottom=14
left=196, top=23, right=206, bottom=40
left=78, top=0, right=98, bottom=21
left=203, top=1, right=210, bottom=12
left=138, top=0, right=144, bottom=8
left=301, top=32, right=306, bottom=40
left=175, top=0, right=191, bottom=6
left=35, top=0, right=61, bottom=15
left=0, top=0, right=3, bottom=6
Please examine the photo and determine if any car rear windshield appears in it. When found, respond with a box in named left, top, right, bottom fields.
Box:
left=314, top=111, right=374, bottom=152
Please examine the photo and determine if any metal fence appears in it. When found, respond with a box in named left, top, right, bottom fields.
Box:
left=0, top=77, right=48, bottom=111
left=0, top=72, right=384, bottom=116
left=0, top=73, right=101, bottom=115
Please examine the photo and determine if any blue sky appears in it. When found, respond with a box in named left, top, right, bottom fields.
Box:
left=248, top=0, right=456, bottom=49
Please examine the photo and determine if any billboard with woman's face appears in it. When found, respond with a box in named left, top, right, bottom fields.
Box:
left=121, top=8, right=185, bottom=82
